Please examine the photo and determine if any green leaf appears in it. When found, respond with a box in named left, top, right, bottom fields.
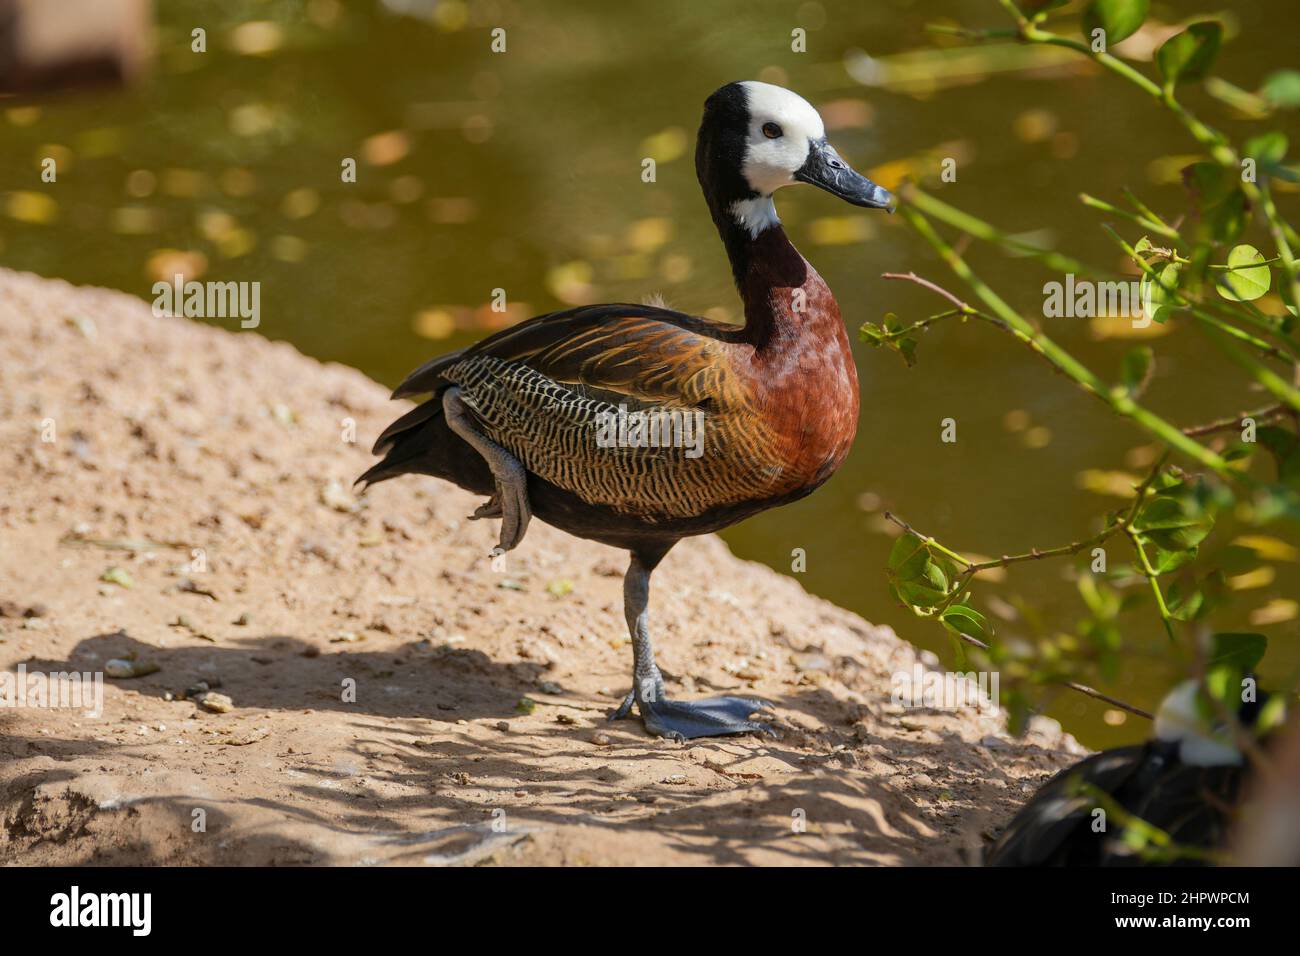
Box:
left=1133, top=484, right=1216, bottom=552
left=1156, top=21, right=1222, bottom=89
left=1182, top=162, right=1247, bottom=244
left=888, top=532, right=930, bottom=579
left=1244, top=131, right=1289, bottom=168
left=1083, top=0, right=1149, bottom=45
left=940, top=605, right=993, bottom=643
left=1216, top=244, right=1271, bottom=301
left=1182, top=161, right=1234, bottom=206
left=1139, top=262, right=1181, bottom=323
left=1119, top=346, right=1154, bottom=397
left=1167, top=582, right=1203, bottom=621
left=1152, top=545, right=1198, bottom=574
left=1208, top=632, right=1267, bottom=672
left=1260, top=69, right=1300, bottom=109
left=896, top=336, right=918, bottom=367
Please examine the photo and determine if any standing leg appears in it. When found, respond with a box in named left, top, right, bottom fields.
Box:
left=442, top=387, right=531, bottom=553
left=608, top=548, right=773, bottom=740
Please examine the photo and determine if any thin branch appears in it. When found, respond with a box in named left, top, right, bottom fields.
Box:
left=1182, top=405, right=1292, bottom=437
left=881, top=510, right=1155, bottom=720
left=883, top=511, right=1120, bottom=573
left=953, top=628, right=1154, bottom=720
left=881, top=271, right=974, bottom=314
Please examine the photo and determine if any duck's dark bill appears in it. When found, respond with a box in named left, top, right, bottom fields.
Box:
left=795, top=141, right=895, bottom=211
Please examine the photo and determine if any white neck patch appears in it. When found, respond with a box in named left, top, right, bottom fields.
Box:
left=729, top=196, right=780, bottom=238
left=1154, top=681, right=1245, bottom=768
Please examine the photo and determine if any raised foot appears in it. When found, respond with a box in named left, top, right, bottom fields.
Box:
left=610, top=693, right=775, bottom=741
left=492, top=460, right=531, bottom=552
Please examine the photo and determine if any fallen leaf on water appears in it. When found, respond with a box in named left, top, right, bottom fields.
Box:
left=1233, top=535, right=1299, bottom=562
left=1250, top=599, right=1297, bottom=626
left=362, top=130, right=411, bottom=166
left=5, top=191, right=58, bottom=224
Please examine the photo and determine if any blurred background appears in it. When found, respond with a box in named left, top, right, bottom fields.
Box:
left=2, top=0, right=1297, bottom=748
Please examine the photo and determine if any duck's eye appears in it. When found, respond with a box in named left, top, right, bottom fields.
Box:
left=761, top=122, right=783, bottom=139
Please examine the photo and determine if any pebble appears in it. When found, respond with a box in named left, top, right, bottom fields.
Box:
left=104, top=658, right=158, bottom=678
left=196, top=691, right=234, bottom=713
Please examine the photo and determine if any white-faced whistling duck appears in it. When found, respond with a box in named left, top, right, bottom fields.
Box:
left=357, top=81, right=895, bottom=740
left=986, top=680, right=1283, bottom=865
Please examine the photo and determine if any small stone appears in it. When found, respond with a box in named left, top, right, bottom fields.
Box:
left=591, top=732, right=612, bottom=746
left=320, top=479, right=358, bottom=513
left=495, top=721, right=510, bottom=732
left=100, top=566, right=134, bottom=589
left=196, top=691, right=234, bottom=713
left=105, top=658, right=158, bottom=679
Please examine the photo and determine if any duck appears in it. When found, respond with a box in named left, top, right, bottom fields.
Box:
left=985, top=680, right=1282, bottom=866
left=357, top=81, right=894, bottom=740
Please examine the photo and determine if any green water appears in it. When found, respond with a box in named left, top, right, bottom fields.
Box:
left=3, top=0, right=1298, bottom=747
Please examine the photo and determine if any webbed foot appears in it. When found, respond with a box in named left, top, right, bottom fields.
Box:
left=609, top=687, right=775, bottom=740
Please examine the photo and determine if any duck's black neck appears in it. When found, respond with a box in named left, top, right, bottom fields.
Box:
left=703, top=194, right=816, bottom=349
left=695, top=113, right=816, bottom=347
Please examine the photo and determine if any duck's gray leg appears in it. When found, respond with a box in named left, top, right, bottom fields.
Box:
left=442, top=387, right=531, bottom=553
left=608, top=553, right=774, bottom=740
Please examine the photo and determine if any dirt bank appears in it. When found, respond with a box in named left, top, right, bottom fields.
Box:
left=0, top=268, right=1081, bottom=865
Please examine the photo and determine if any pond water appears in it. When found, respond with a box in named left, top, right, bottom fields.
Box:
left=3, top=0, right=1297, bottom=747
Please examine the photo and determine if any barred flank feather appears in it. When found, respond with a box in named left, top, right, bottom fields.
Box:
left=442, top=353, right=782, bottom=521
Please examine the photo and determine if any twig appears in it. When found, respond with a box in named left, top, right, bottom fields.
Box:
left=953, top=628, right=1153, bottom=720
left=1182, top=405, right=1292, bottom=437
left=883, top=511, right=1120, bottom=573
left=881, top=271, right=974, bottom=314
left=882, top=511, right=1154, bottom=719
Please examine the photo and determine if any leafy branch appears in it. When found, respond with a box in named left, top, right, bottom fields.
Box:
left=867, top=0, right=1300, bottom=739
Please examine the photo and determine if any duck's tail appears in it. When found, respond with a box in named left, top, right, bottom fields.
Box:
left=353, top=397, right=445, bottom=491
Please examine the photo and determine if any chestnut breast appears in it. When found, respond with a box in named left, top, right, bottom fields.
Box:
left=736, top=260, right=860, bottom=495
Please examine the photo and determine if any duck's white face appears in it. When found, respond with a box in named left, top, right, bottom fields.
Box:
left=737, top=81, right=826, bottom=196
left=725, top=81, right=893, bottom=238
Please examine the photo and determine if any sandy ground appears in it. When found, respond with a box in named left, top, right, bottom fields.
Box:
left=0, top=268, right=1083, bottom=865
